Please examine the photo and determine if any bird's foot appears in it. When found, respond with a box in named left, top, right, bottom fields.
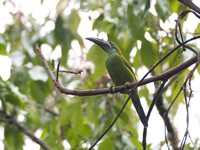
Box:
left=125, top=82, right=131, bottom=92
left=109, top=85, right=116, bottom=94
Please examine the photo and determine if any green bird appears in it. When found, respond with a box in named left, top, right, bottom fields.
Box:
left=86, top=37, right=147, bottom=127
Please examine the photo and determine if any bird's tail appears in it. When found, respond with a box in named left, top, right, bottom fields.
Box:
left=130, top=91, right=148, bottom=127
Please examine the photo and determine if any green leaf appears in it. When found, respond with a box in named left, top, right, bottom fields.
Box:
left=79, top=123, right=92, bottom=137
left=10, top=67, right=30, bottom=94
left=155, top=0, right=170, bottom=21
left=30, top=80, right=50, bottom=103
left=58, top=101, right=84, bottom=147
left=133, top=0, right=146, bottom=15
left=66, top=10, right=80, bottom=31
left=87, top=45, right=107, bottom=80
left=21, top=30, right=32, bottom=52
left=0, top=43, right=6, bottom=55
left=59, top=102, right=74, bottom=125
left=41, top=120, right=64, bottom=150
left=0, top=80, right=25, bottom=109
left=98, top=138, right=115, bottom=150
left=194, top=23, right=200, bottom=33
left=93, top=14, right=104, bottom=30
left=5, top=94, right=24, bottom=108
left=26, top=107, right=40, bottom=131
left=54, top=15, right=73, bottom=65
left=127, top=4, right=145, bottom=41
left=59, top=101, right=83, bottom=128
left=141, top=40, right=157, bottom=68
left=197, top=65, right=200, bottom=75
left=4, top=126, right=24, bottom=150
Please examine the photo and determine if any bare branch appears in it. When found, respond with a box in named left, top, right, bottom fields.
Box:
left=178, top=0, right=200, bottom=14
left=0, top=111, right=50, bottom=150
left=34, top=44, right=56, bottom=82
left=34, top=37, right=200, bottom=96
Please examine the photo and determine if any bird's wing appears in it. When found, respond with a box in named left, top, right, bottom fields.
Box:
left=122, top=56, right=137, bottom=81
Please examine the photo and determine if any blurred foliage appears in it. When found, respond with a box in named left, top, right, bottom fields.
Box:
left=0, top=0, right=199, bottom=149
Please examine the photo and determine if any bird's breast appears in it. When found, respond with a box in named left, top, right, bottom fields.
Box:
left=105, top=54, right=134, bottom=86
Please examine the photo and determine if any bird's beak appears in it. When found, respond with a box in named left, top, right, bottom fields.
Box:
left=86, top=37, right=111, bottom=51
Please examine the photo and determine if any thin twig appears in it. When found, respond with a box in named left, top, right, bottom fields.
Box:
left=147, top=80, right=167, bottom=120
left=57, top=70, right=83, bottom=74
left=56, top=61, right=61, bottom=81
left=180, top=63, right=199, bottom=149
left=88, top=91, right=132, bottom=150
left=142, top=80, right=167, bottom=150
left=175, top=11, right=199, bottom=54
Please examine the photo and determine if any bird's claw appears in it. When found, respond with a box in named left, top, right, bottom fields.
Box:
left=109, top=86, right=116, bottom=94
left=125, top=82, right=131, bottom=92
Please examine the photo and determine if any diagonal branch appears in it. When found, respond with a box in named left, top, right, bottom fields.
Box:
left=0, top=110, right=50, bottom=150
left=178, top=0, right=200, bottom=14
left=34, top=43, right=197, bottom=96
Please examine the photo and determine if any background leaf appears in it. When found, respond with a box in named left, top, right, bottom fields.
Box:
left=87, top=45, right=107, bottom=80
left=4, top=126, right=24, bottom=150
left=0, top=0, right=199, bottom=149
left=0, top=43, right=6, bottom=55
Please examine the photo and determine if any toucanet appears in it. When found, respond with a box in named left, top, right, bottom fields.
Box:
left=86, top=37, right=147, bottom=127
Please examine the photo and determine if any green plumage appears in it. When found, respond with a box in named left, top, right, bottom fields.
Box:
left=86, top=38, right=147, bottom=127
left=106, top=52, right=136, bottom=86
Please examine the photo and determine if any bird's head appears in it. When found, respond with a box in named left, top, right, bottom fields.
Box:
left=86, top=37, right=119, bottom=54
